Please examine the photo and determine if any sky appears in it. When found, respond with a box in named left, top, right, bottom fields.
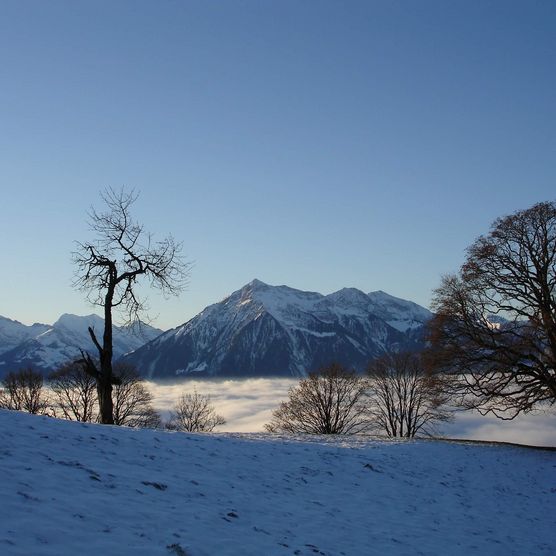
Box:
left=0, top=0, right=554, bottom=330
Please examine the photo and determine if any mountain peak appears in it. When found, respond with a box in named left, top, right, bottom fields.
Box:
left=54, top=313, right=104, bottom=330
left=368, top=289, right=387, bottom=296
left=124, top=281, right=431, bottom=378
left=246, top=278, right=268, bottom=289
left=0, top=314, right=163, bottom=376
left=328, top=287, right=369, bottom=300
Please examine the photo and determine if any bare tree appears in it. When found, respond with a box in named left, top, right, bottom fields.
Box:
left=73, top=188, right=189, bottom=424
left=265, top=363, right=369, bottom=435
left=0, top=368, right=50, bottom=415
left=48, top=362, right=98, bottom=422
left=429, top=201, right=556, bottom=418
left=112, top=364, right=161, bottom=428
left=366, top=352, right=452, bottom=438
left=168, top=390, right=225, bottom=432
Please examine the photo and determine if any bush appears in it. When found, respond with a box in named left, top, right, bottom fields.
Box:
left=0, top=368, right=50, bottom=415
left=112, top=364, right=162, bottom=428
left=48, top=362, right=98, bottom=422
left=168, top=390, right=225, bottom=432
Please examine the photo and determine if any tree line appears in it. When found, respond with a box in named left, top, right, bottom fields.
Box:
left=265, top=355, right=452, bottom=437
left=0, top=355, right=451, bottom=438
left=0, top=364, right=225, bottom=433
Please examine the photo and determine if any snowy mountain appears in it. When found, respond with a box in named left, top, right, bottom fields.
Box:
left=1, top=409, right=554, bottom=556
left=0, top=316, right=50, bottom=355
left=367, top=290, right=433, bottom=332
left=124, top=279, right=432, bottom=379
left=0, top=314, right=163, bottom=376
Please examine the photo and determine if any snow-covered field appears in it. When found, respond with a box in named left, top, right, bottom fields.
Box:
left=1, top=410, right=555, bottom=556
left=147, top=379, right=556, bottom=446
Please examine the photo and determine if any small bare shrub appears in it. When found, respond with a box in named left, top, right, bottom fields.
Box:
left=168, top=390, right=225, bottom=432
left=49, top=362, right=98, bottom=422
left=112, top=364, right=162, bottom=428
left=0, top=368, right=50, bottom=414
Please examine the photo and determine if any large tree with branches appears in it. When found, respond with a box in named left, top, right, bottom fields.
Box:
left=367, top=352, right=452, bottom=438
left=73, top=188, right=189, bottom=424
left=265, top=363, right=369, bottom=435
left=428, top=201, right=556, bottom=418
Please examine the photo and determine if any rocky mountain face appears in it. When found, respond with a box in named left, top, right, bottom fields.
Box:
left=0, top=314, right=162, bottom=377
left=123, top=280, right=432, bottom=379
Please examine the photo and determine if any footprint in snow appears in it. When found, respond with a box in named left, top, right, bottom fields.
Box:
left=141, top=481, right=168, bottom=491
left=222, top=511, right=239, bottom=522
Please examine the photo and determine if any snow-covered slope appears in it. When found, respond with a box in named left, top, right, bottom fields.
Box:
left=367, top=290, right=433, bottom=332
left=124, top=280, right=432, bottom=379
left=0, top=409, right=554, bottom=556
left=0, top=314, right=162, bottom=376
left=0, top=316, right=50, bottom=355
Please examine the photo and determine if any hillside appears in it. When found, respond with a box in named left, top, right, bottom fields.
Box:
left=1, top=410, right=554, bottom=555
left=124, top=280, right=431, bottom=378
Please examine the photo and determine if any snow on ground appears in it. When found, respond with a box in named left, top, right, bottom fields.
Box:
left=1, top=410, right=555, bottom=556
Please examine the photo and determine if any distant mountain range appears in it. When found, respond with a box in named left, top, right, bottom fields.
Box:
left=0, top=314, right=162, bottom=377
left=123, top=279, right=432, bottom=379
left=0, top=281, right=433, bottom=379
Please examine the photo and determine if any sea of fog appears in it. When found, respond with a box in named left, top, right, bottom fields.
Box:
left=147, top=378, right=556, bottom=447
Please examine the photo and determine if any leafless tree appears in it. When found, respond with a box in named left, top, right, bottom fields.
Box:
left=428, top=201, right=556, bottom=418
left=112, top=364, right=162, bottom=428
left=48, top=362, right=98, bottom=422
left=265, top=363, right=369, bottom=435
left=168, top=390, right=226, bottom=432
left=0, top=368, right=50, bottom=414
left=73, top=188, right=190, bottom=424
left=366, top=352, right=453, bottom=438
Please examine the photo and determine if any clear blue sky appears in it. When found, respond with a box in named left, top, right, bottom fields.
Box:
left=1, top=0, right=554, bottom=330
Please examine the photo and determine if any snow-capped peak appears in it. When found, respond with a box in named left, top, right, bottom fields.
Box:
left=0, top=314, right=163, bottom=376
left=326, top=287, right=372, bottom=307
left=54, top=313, right=104, bottom=332
left=246, top=278, right=268, bottom=289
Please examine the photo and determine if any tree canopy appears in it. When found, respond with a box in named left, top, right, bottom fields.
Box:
left=429, top=201, right=556, bottom=418
left=265, top=363, right=369, bottom=435
left=367, top=352, right=452, bottom=437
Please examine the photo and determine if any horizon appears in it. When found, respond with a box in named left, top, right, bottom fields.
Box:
left=3, top=278, right=423, bottom=329
left=1, top=1, right=554, bottom=329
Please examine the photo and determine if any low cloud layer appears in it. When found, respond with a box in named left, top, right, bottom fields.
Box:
left=147, top=378, right=296, bottom=433
left=147, top=379, right=556, bottom=446
left=442, top=409, right=556, bottom=447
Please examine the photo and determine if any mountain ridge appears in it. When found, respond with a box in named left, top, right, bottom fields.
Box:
left=124, top=279, right=432, bottom=379
left=0, top=314, right=163, bottom=376
left=1, top=281, right=433, bottom=378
